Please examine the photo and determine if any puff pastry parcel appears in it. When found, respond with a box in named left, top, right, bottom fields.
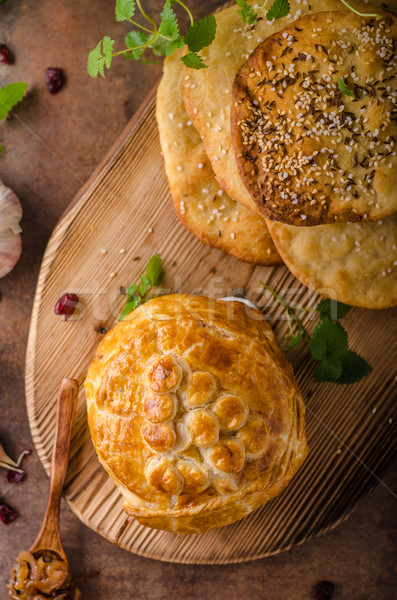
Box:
left=85, top=295, right=308, bottom=533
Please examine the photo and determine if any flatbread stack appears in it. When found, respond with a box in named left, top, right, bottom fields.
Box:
left=157, top=0, right=397, bottom=309
left=156, top=50, right=281, bottom=265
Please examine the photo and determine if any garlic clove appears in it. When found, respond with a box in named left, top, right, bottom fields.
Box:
left=0, top=231, right=22, bottom=278
left=0, top=179, right=23, bottom=277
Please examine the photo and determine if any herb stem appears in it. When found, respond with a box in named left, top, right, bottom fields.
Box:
left=286, top=310, right=294, bottom=336
left=127, top=19, right=153, bottom=33
left=338, top=0, right=382, bottom=18
left=261, top=281, right=290, bottom=311
left=173, top=0, right=194, bottom=26
left=136, top=0, right=158, bottom=31
left=256, top=0, right=269, bottom=16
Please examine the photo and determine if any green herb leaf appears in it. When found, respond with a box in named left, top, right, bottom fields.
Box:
left=338, top=77, right=357, bottom=98
left=120, top=254, right=164, bottom=320
left=140, top=274, right=150, bottom=296
left=125, top=31, right=149, bottom=59
left=266, top=0, right=290, bottom=20
left=102, top=36, right=115, bottom=69
left=120, top=295, right=141, bottom=320
left=310, top=319, right=348, bottom=361
left=115, top=0, right=136, bottom=22
left=235, top=0, right=257, bottom=24
left=126, top=282, right=138, bottom=297
left=150, top=36, right=169, bottom=57
left=88, top=41, right=104, bottom=78
left=145, top=254, right=164, bottom=287
left=0, top=145, right=3, bottom=155
left=88, top=37, right=116, bottom=78
left=160, top=5, right=179, bottom=40
left=337, top=351, right=372, bottom=384
left=0, top=82, right=28, bottom=120
left=314, top=357, right=343, bottom=382
left=182, top=52, right=207, bottom=70
left=285, top=331, right=305, bottom=351
left=165, top=37, right=184, bottom=57
left=184, top=14, right=216, bottom=53
left=316, top=298, right=352, bottom=321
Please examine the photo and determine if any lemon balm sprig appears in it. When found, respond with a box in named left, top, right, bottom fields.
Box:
left=261, top=283, right=372, bottom=385
left=88, top=0, right=217, bottom=77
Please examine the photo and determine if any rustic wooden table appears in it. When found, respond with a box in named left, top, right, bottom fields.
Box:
left=0, top=1, right=396, bottom=598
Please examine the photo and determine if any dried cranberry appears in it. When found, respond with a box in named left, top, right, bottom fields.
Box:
left=312, top=581, right=335, bottom=600
left=46, top=67, right=65, bottom=94
left=0, top=44, right=13, bottom=65
left=6, top=469, right=25, bottom=484
left=54, top=293, right=79, bottom=320
left=0, top=503, right=18, bottom=524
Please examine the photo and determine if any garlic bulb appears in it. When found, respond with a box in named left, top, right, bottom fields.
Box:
left=0, top=179, right=22, bottom=278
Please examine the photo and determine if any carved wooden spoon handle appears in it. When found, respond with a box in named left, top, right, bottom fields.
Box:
left=30, top=378, right=79, bottom=558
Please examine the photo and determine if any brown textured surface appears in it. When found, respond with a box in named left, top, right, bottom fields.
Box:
left=0, top=0, right=396, bottom=598
left=231, top=10, right=397, bottom=225
left=85, top=295, right=307, bottom=533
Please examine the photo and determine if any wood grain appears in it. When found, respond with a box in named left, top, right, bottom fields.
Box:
left=25, top=91, right=397, bottom=564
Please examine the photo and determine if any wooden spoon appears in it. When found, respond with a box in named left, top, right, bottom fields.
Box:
left=29, top=378, right=78, bottom=563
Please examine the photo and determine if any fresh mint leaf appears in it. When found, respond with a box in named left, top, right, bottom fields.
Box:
left=145, top=254, right=164, bottom=287
left=120, top=295, right=141, bottom=320
left=285, top=331, right=305, bottom=351
left=125, top=31, right=149, bottom=59
left=0, top=145, right=3, bottom=155
left=266, top=0, right=290, bottom=21
left=120, top=254, right=164, bottom=320
left=150, top=36, right=169, bottom=57
left=338, top=77, right=357, bottom=98
left=184, top=15, right=216, bottom=53
left=182, top=52, right=207, bottom=69
left=160, top=5, right=179, bottom=40
left=310, top=319, right=348, bottom=361
left=236, top=0, right=257, bottom=24
left=88, top=41, right=105, bottom=78
left=337, top=351, right=372, bottom=384
left=140, top=274, right=150, bottom=296
left=88, top=38, right=115, bottom=78
left=126, top=282, right=138, bottom=297
left=165, top=37, right=184, bottom=56
left=314, top=357, right=343, bottom=383
left=115, top=0, right=136, bottom=22
left=316, top=299, right=352, bottom=321
left=0, top=82, right=28, bottom=120
left=102, top=36, right=115, bottom=69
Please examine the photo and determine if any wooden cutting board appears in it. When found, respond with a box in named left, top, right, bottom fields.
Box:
left=25, top=86, right=397, bottom=564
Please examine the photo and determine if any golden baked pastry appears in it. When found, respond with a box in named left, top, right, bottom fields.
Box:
left=232, top=10, right=397, bottom=225
left=266, top=214, right=397, bottom=309
left=85, top=295, right=308, bottom=534
left=182, top=0, right=393, bottom=212
left=156, top=49, right=281, bottom=265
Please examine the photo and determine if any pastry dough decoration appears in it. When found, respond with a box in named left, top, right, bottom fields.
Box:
left=85, top=295, right=308, bottom=533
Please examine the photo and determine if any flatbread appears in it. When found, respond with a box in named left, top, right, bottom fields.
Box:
left=182, top=0, right=394, bottom=212
left=232, top=11, right=397, bottom=225
left=156, top=49, right=281, bottom=265
left=267, top=215, right=397, bottom=308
